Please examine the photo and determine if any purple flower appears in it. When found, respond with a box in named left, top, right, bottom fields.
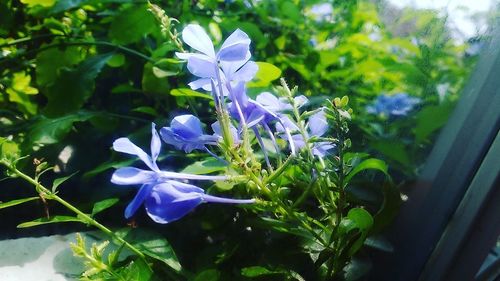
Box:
left=278, top=111, right=335, bottom=157
left=366, top=93, right=420, bottom=117
left=176, top=24, right=258, bottom=91
left=256, top=92, right=308, bottom=114
left=144, top=180, right=254, bottom=224
left=111, top=123, right=253, bottom=223
left=160, top=114, right=219, bottom=153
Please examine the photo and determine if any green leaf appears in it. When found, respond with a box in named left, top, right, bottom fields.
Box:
left=347, top=208, right=373, bottom=231
left=20, top=0, right=55, bottom=8
left=109, top=5, right=156, bottom=44
left=17, top=216, right=82, bottom=228
left=132, top=106, right=158, bottom=116
left=370, top=140, right=411, bottom=166
left=241, top=266, right=282, bottom=277
left=43, top=53, right=112, bottom=117
left=344, top=158, right=388, bottom=184
left=117, top=228, right=181, bottom=272
left=194, top=269, right=220, bottom=281
left=0, top=137, right=20, bottom=161
left=123, top=258, right=153, bottom=280
left=106, top=53, right=125, bottom=68
left=170, top=88, right=212, bottom=100
left=52, top=171, right=78, bottom=192
left=27, top=111, right=96, bottom=145
left=6, top=71, right=38, bottom=115
left=247, top=62, right=282, bottom=88
left=371, top=181, right=402, bottom=234
left=91, top=198, right=120, bottom=216
left=0, top=197, right=39, bottom=210
left=142, top=62, right=169, bottom=94
left=181, top=159, right=226, bottom=175
left=35, top=46, right=84, bottom=88
left=415, top=102, right=454, bottom=143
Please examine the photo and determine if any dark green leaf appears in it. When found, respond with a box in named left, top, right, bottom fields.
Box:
left=345, top=158, right=388, bottom=184
left=52, top=171, right=78, bottom=192
left=194, top=269, right=220, bottom=281
left=371, top=181, right=402, bottom=234
left=0, top=197, right=39, bottom=210
left=241, top=266, right=282, bottom=277
left=371, top=140, right=411, bottom=166
left=109, top=5, right=156, bottom=44
left=117, top=228, right=181, bottom=272
left=35, top=46, right=84, bottom=87
left=27, top=111, right=96, bottom=145
left=17, top=216, right=82, bottom=228
left=91, top=198, right=120, bottom=216
left=43, top=54, right=112, bottom=117
left=123, top=257, right=153, bottom=281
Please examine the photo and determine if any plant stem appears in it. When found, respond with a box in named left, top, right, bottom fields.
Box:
left=0, top=160, right=145, bottom=259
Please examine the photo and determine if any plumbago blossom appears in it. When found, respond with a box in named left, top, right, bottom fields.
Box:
left=173, top=24, right=336, bottom=162
left=366, top=93, right=420, bottom=118
left=111, top=24, right=336, bottom=224
left=175, top=24, right=258, bottom=92
left=111, top=123, right=254, bottom=224
left=278, top=110, right=336, bottom=157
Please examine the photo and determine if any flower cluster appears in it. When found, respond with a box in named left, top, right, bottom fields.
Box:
left=174, top=24, right=335, bottom=163
left=111, top=24, right=336, bottom=224
left=366, top=93, right=420, bottom=118
left=111, top=124, right=254, bottom=224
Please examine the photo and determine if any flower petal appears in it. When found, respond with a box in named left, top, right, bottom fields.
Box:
left=308, top=111, right=328, bottom=137
left=111, top=167, right=156, bottom=185
left=187, top=54, right=216, bottom=78
left=218, top=29, right=251, bottom=61
left=202, top=194, right=255, bottom=204
left=124, top=183, right=154, bottom=219
left=171, top=114, right=204, bottom=138
left=294, top=95, right=309, bottom=108
left=150, top=123, right=161, bottom=163
left=175, top=52, right=197, bottom=60
left=188, top=78, right=212, bottom=90
left=312, top=142, right=336, bottom=157
left=145, top=182, right=204, bottom=223
left=113, top=138, right=157, bottom=171
left=256, top=92, right=290, bottom=112
left=231, top=60, right=259, bottom=82
left=219, top=51, right=251, bottom=78
left=182, top=24, right=216, bottom=58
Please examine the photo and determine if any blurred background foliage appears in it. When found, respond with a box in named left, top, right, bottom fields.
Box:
left=0, top=0, right=497, bottom=279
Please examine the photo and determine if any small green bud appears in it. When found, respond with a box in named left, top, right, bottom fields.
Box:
left=340, top=96, right=349, bottom=107
left=344, top=138, right=352, bottom=148
left=75, top=9, right=87, bottom=21
left=333, top=97, right=342, bottom=107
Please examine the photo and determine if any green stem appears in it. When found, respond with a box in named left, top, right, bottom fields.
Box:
left=0, top=160, right=145, bottom=259
left=0, top=40, right=154, bottom=66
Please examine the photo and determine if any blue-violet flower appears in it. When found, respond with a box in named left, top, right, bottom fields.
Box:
left=111, top=123, right=254, bottom=223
